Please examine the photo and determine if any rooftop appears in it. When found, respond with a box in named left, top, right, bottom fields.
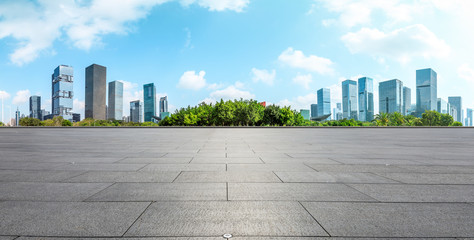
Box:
left=0, top=128, right=473, bottom=239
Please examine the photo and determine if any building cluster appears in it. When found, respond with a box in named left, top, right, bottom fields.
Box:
left=300, top=68, right=472, bottom=125
left=13, top=64, right=169, bottom=126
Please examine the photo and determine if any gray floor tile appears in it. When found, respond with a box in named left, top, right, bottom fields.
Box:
left=228, top=164, right=315, bottom=172
left=301, top=202, right=474, bottom=237
left=375, top=172, right=474, bottom=184
left=395, top=165, right=474, bottom=174
left=175, top=171, right=281, bottom=182
left=307, top=164, right=410, bottom=173
left=260, top=157, right=340, bottom=164
left=64, top=171, right=180, bottom=183
left=275, top=172, right=397, bottom=183
left=125, top=201, right=328, bottom=236
left=119, top=157, right=192, bottom=164
left=53, top=163, right=147, bottom=171
left=140, top=164, right=226, bottom=172
left=190, top=157, right=263, bottom=164
left=0, top=170, right=85, bottom=182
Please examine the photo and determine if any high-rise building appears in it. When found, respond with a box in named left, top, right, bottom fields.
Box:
left=29, top=95, right=41, bottom=120
left=160, top=96, right=168, bottom=113
left=85, top=64, right=107, bottom=120
left=448, top=97, right=462, bottom=122
left=311, top=104, right=318, bottom=118
left=403, top=87, right=411, bottom=116
left=450, top=105, right=458, bottom=122
left=52, top=65, right=74, bottom=121
left=342, top=80, right=358, bottom=120
left=317, top=88, right=331, bottom=120
left=108, top=81, right=123, bottom=120
left=300, top=109, right=310, bottom=120
left=358, top=77, right=374, bottom=121
left=379, top=79, right=403, bottom=114
left=15, top=108, right=20, bottom=126
left=72, top=113, right=81, bottom=123
left=437, top=98, right=449, bottom=114
left=466, top=108, right=473, bottom=127
left=143, top=83, right=156, bottom=122
left=416, top=68, right=437, bottom=116
left=335, top=103, right=342, bottom=120
left=130, top=100, right=143, bottom=123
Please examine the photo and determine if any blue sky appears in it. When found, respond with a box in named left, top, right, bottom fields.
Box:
left=1, top=0, right=474, bottom=122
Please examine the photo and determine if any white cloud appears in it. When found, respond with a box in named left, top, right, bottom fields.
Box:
left=251, top=68, right=276, bottom=85
left=0, top=91, right=11, bottom=100
left=177, top=70, right=207, bottom=90
left=292, top=74, right=313, bottom=89
left=0, top=0, right=248, bottom=65
left=12, top=89, right=30, bottom=106
left=73, top=98, right=85, bottom=111
left=277, top=93, right=317, bottom=111
left=119, top=80, right=143, bottom=116
left=458, top=64, right=474, bottom=84
left=278, top=47, right=334, bottom=75
left=207, top=82, right=255, bottom=102
left=341, top=24, right=450, bottom=64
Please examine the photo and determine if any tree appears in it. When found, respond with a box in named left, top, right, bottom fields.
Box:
left=279, top=107, right=295, bottom=126
left=389, top=112, right=405, bottom=126
left=422, top=110, right=441, bottom=126
left=440, top=113, right=454, bottom=126
left=374, top=112, right=389, bottom=126
left=19, top=117, right=41, bottom=126
left=263, top=105, right=280, bottom=126
left=451, top=121, right=463, bottom=126
left=0, top=121, right=4, bottom=126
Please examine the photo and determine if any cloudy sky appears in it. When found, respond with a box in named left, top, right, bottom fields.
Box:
left=1, top=0, right=474, bottom=122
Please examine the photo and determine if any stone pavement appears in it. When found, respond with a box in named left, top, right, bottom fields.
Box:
left=0, top=128, right=473, bottom=239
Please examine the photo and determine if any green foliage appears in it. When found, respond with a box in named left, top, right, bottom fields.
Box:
left=19, top=117, right=41, bottom=126
left=0, top=121, right=4, bottom=126
left=451, top=121, right=463, bottom=126
left=62, top=120, right=72, bottom=126
left=374, top=112, right=389, bottom=126
left=263, top=104, right=280, bottom=126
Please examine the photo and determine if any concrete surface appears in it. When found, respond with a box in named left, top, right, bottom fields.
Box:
left=0, top=128, right=473, bottom=239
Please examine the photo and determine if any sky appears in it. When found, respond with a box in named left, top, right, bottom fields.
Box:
left=1, top=0, right=474, bottom=122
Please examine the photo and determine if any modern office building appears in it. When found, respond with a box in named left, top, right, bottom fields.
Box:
left=437, top=98, right=449, bottom=114
left=448, top=97, right=462, bottom=122
left=29, top=95, right=41, bottom=120
left=311, top=104, right=318, bottom=118
left=466, top=108, right=473, bottom=127
left=403, top=87, right=411, bottom=116
left=335, top=103, right=342, bottom=120
left=379, top=79, right=403, bottom=114
left=143, top=83, right=156, bottom=122
left=52, top=65, right=74, bottom=121
left=160, top=96, right=168, bottom=113
left=317, top=88, right=331, bottom=120
left=358, top=77, right=374, bottom=121
left=342, top=80, right=358, bottom=120
left=85, top=64, right=107, bottom=120
left=300, top=109, right=310, bottom=120
left=107, top=81, right=123, bottom=120
left=160, top=111, right=170, bottom=120
left=416, top=68, right=437, bottom=116
left=72, top=113, right=81, bottom=123
left=130, top=100, right=143, bottom=123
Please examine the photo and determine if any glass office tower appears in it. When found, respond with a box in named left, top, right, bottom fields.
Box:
left=29, top=95, right=41, bottom=120
left=466, top=108, right=473, bottom=127
left=310, top=104, right=318, bottom=118
left=358, top=77, right=374, bottom=121
left=85, top=64, right=107, bottom=120
left=130, top=100, right=143, bottom=123
left=448, top=96, right=462, bottom=122
left=403, top=87, right=411, bottom=116
left=317, top=88, right=331, bottom=119
left=379, top=79, right=403, bottom=114
left=416, top=68, right=437, bottom=116
left=143, top=83, right=156, bottom=122
left=160, top=96, right=168, bottom=113
left=108, top=81, right=123, bottom=120
left=437, top=98, right=449, bottom=114
left=52, top=65, right=74, bottom=121
left=342, top=80, right=358, bottom=120
left=300, top=109, right=310, bottom=120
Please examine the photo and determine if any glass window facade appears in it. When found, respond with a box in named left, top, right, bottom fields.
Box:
left=448, top=96, right=462, bottom=122
left=130, top=100, right=142, bottom=123
left=160, top=96, right=168, bottom=113
left=108, top=81, right=123, bottom=120
left=317, top=88, right=331, bottom=119
left=379, top=79, right=403, bottom=114
left=52, top=65, right=74, bottom=121
left=466, top=108, right=473, bottom=127
left=143, top=83, right=156, bottom=122
left=29, top=96, right=41, bottom=120
left=437, top=98, right=449, bottom=114
left=403, top=87, right=411, bottom=116
left=310, top=104, right=318, bottom=118
left=85, top=64, right=107, bottom=120
left=416, top=68, right=437, bottom=116
left=342, top=80, right=358, bottom=120
left=358, top=77, right=374, bottom=121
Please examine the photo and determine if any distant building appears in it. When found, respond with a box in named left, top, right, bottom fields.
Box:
left=317, top=88, right=330, bottom=120
left=416, top=68, right=437, bottom=116
left=311, top=104, right=318, bottom=118
left=15, top=108, right=20, bottom=126
left=437, top=98, right=449, bottom=114
left=52, top=65, right=74, bottom=121
left=358, top=77, right=374, bottom=121
left=160, top=111, right=170, bottom=120
left=403, top=87, right=411, bottom=116
left=29, top=96, right=41, bottom=120
left=130, top=100, right=143, bottom=123
left=72, top=113, right=81, bottom=123
left=259, top=102, right=266, bottom=107
left=143, top=83, right=156, bottom=122
left=379, top=79, right=403, bottom=114
left=466, top=108, right=473, bottom=127
left=108, top=81, right=123, bottom=120
left=448, top=97, right=462, bottom=123
left=335, top=103, right=342, bottom=120
left=342, top=80, right=358, bottom=120
left=300, top=109, right=310, bottom=120
left=85, top=64, right=107, bottom=120
left=160, top=96, right=168, bottom=113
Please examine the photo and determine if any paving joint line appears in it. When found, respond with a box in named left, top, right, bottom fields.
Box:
left=82, top=182, right=117, bottom=202
left=171, top=171, right=183, bottom=183
left=120, top=201, right=153, bottom=237
left=297, top=201, right=331, bottom=237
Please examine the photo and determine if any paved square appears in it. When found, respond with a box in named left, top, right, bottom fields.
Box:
left=0, top=128, right=473, bottom=239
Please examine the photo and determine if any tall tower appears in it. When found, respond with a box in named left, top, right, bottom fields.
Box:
left=29, top=95, right=41, bottom=120
left=379, top=79, right=403, bottom=114
left=85, top=64, right=107, bottom=120
left=416, top=68, right=437, bottom=117
left=317, top=88, right=331, bottom=119
left=160, top=96, right=168, bottom=113
left=448, top=97, right=462, bottom=122
left=143, top=83, right=156, bottom=122
left=52, top=65, right=74, bottom=121
left=358, top=77, right=374, bottom=121
left=403, top=87, right=411, bottom=116
left=130, top=100, right=143, bottom=123
left=342, top=80, right=358, bottom=120
left=108, top=81, right=123, bottom=120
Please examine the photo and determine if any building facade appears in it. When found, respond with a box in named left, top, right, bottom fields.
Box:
left=300, top=109, right=310, bottom=120
left=52, top=65, right=74, bottom=121
left=143, top=83, right=156, bottom=122
left=130, top=100, right=143, bottom=123
left=311, top=104, right=318, bottom=118
left=466, top=108, right=473, bottom=127
left=85, top=64, right=107, bottom=120
left=317, top=88, right=331, bottom=120
left=15, top=108, right=20, bottom=126
left=437, top=98, right=449, bottom=114
left=342, top=80, right=358, bottom=120
left=379, top=79, right=403, bottom=114
left=29, top=96, right=41, bottom=120
left=403, top=87, right=411, bottom=116
left=416, top=68, right=437, bottom=116
left=358, top=77, right=374, bottom=121
left=160, top=96, right=168, bottom=113
left=108, top=81, right=123, bottom=120
left=448, top=96, right=462, bottom=122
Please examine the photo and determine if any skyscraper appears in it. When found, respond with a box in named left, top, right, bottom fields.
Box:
left=335, top=103, right=342, bottom=120
left=342, top=80, right=358, bottom=120
left=130, top=100, right=143, bottom=123
left=85, top=64, right=107, bottom=120
left=29, top=95, right=41, bottom=120
left=358, top=77, right=374, bottom=121
left=160, top=96, right=168, bottom=113
left=311, top=104, right=318, bottom=118
left=403, top=87, right=411, bottom=116
left=437, top=98, right=449, bottom=114
left=379, top=79, right=403, bottom=114
left=466, top=108, right=473, bottom=127
left=317, top=88, right=331, bottom=119
left=416, top=68, right=437, bottom=116
left=448, top=96, right=462, bottom=122
left=108, top=81, right=123, bottom=120
left=52, top=65, right=74, bottom=121
left=15, top=108, right=20, bottom=126
left=143, top=83, right=156, bottom=122
left=300, top=109, right=310, bottom=120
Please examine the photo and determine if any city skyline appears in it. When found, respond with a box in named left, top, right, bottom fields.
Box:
left=1, top=1, right=474, bottom=123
